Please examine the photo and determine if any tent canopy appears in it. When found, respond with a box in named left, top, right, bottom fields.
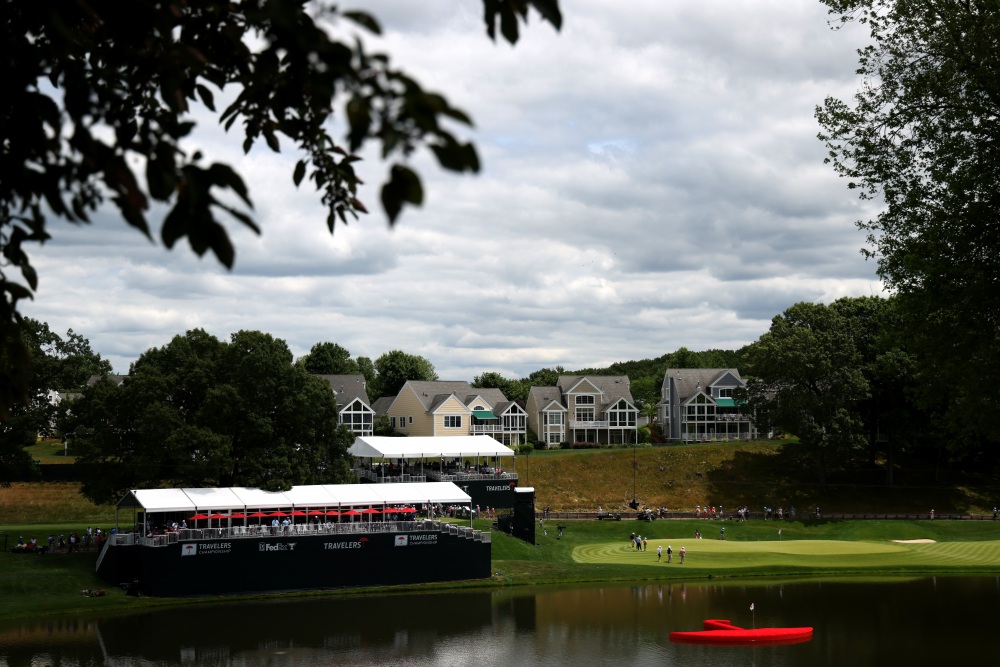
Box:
left=350, top=435, right=516, bottom=460
left=117, top=481, right=472, bottom=513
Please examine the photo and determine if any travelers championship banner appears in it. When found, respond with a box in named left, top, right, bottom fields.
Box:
left=101, top=530, right=490, bottom=596
left=456, top=479, right=519, bottom=510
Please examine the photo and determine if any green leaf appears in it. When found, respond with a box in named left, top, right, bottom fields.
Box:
left=196, top=84, right=216, bottom=112
left=208, top=163, right=252, bottom=208
left=205, top=221, right=236, bottom=269
left=342, top=10, right=381, bottom=35
left=380, top=165, right=423, bottom=224
left=346, top=97, right=372, bottom=151
left=500, top=4, right=521, bottom=45
left=263, top=125, right=280, bottom=152
left=20, top=264, right=38, bottom=292
left=4, top=282, right=33, bottom=301
left=529, top=0, right=563, bottom=30
left=161, top=206, right=186, bottom=249
left=430, top=139, right=480, bottom=173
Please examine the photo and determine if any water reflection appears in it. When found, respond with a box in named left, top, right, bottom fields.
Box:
left=2, top=576, right=998, bottom=666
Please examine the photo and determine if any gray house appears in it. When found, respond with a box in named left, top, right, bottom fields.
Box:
left=317, top=374, right=375, bottom=437
left=526, top=375, right=638, bottom=447
left=658, top=368, right=757, bottom=442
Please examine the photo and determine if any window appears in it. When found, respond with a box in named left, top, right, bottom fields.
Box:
left=391, top=417, right=397, bottom=428
left=444, top=415, right=462, bottom=428
left=718, top=388, right=734, bottom=398
left=576, top=407, right=595, bottom=422
left=408, top=416, right=413, bottom=424
left=545, top=412, right=563, bottom=425
left=576, top=395, right=595, bottom=405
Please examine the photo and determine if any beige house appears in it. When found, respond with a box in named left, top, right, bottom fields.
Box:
left=379, top=381, right=527, bottom=446
left=526, top=375, right=638, bottom=448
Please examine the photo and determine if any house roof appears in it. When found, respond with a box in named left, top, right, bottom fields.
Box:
left=663, top=368, right=745, bottom=402
left=117, top=481, right=473, bottom=512
left=349, top=435, right=516, bottom=460
left=370, top=396, right=394, bottom=416
left=316, top=374, right=370, bottom=408
left=86, top=374, right=128, bottom=387
left=557, top=375, right=635, bottom=409
left=528, top=385, right=565, bottom=409
left=403, top=381, right=509, bottom=412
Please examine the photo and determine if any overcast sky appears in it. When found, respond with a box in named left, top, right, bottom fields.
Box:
left=24, top=0, right=884, bottom=380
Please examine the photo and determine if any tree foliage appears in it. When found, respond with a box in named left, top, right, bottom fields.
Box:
left=297, top=342, right=359, bottom=375
left=66, top=329, right=353, bottom=504
left=0, top=0, right=562, bottom=419
left=472, top=371, right=526, bottom=401
left=0, top=319, right=110, bottom=485
left=742, top=300, right=872, bottom=484
left=370, top=350, right=437, bottom=399
left=817, top=0, right=1000, bottom=448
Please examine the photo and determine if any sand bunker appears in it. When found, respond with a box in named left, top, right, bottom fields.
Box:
left=891, top=539, right=937, bottom=544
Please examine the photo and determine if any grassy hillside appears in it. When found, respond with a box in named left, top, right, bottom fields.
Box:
left=2, top=440, right=996, bottom=527
left=514, top=441, right=1000, bottom=515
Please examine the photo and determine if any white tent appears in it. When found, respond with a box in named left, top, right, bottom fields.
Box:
left=349, top=435, right=515, bottom=460
left=117, top=481, right=472, bottom=513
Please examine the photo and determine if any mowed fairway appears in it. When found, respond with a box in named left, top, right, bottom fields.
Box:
left=574, top=538, right=1000, bottom=570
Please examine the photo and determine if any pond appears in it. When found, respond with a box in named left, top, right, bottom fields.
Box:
left=2, top=576, right=997, bottom=666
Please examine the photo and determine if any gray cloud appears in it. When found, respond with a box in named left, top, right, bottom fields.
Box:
left=22, top=1, right=885, bottom=379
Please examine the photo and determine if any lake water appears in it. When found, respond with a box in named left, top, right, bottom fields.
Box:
left=2, top=576, right=998, bottom=666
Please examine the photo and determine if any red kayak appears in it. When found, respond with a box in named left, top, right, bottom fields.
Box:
left=670, top=619, right=813, bottom=646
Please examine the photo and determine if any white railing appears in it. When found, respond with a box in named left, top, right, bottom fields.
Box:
left=427, top=471, right=517, bottom=482
left=570, top=420, right=609, bottom=428
left=105, top=519, right=490, bottom=547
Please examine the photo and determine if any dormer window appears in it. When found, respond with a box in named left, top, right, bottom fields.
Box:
left=717, top=388, right=734, bottom=398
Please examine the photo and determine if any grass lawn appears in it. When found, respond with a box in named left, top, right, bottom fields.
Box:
left=490, top=518, right=1000, bottom=585
left=24, top=438, right=77, bottom=464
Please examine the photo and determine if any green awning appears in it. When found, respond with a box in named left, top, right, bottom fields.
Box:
left=715, top=398, right=736, bottom=407
left=472, top=410, right=497, bottom=420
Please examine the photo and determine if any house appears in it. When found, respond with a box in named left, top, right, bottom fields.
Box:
left=86, top=374, right=128, bottom=387
left=526, top=375, right=638, bottom=448
left=658, top=368, right=757, bottom=442
left=317, top=374, right=375, bottom=437
left=378, top=381, right=527, bottom=446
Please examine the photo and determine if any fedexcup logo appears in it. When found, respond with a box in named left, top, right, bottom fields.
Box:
left=259, top=542, right=297, bottom=552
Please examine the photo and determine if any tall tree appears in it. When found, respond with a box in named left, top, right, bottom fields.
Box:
left=69, top=329, right=351, bottom=504
left=0, top=0, right=562, bottom=419
left=297, top=342, right=359, bottom=376
left=742, top=300, right=870, bottom=484
left=472, top=371, right=526, bottom=401
left=370, top=350, right=437, bottom=399
left=817, top=0, right=1000, bottom=452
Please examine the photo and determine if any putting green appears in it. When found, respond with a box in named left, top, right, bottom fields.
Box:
left=573, top=539, right=1000, bottom=570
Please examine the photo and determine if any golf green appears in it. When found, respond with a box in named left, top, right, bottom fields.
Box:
left=573, top=538, right=1000, bottom=570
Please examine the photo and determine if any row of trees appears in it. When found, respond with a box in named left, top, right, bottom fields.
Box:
left=66, top=330, right=356, bottom=505
left=6, top=292, right=996, bottom=500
